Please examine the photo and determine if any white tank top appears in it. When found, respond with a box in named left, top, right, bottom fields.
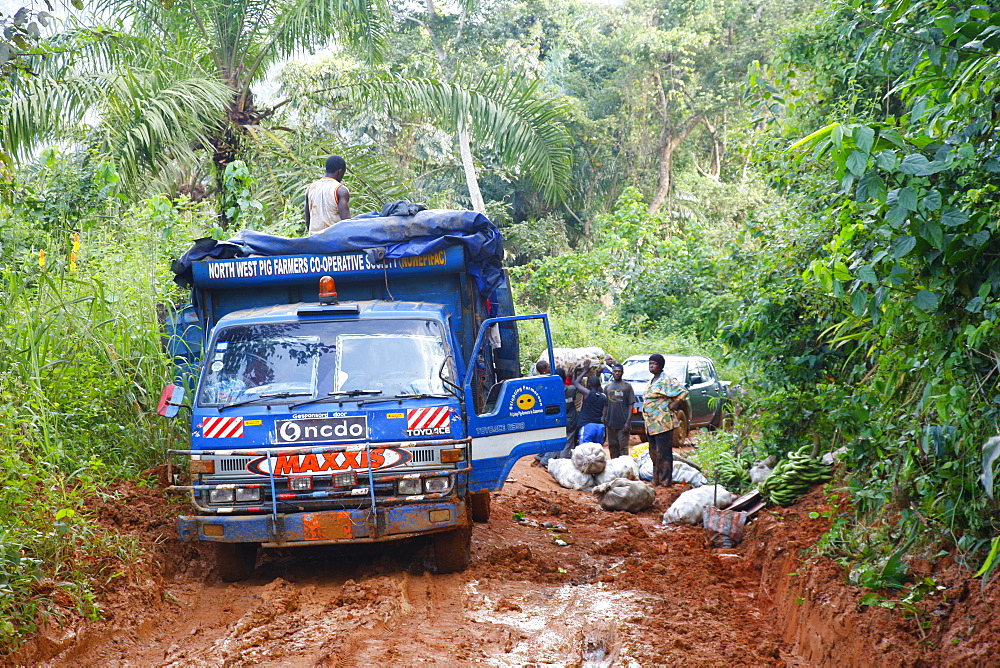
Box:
left=306, top=177, right=347, bottom=235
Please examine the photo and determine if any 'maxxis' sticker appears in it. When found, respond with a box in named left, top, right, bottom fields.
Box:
left=406, top=406, right=452, bottom=436
left=201, top=416, right=244, bottom=438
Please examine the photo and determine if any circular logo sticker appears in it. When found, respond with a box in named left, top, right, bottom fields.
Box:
left=278, top=421, right=302, bottom=442
left=211, top=360, right=224, bottom=372
left=515, top=393, right=536, bottom=410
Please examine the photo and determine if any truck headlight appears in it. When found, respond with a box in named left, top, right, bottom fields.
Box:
left=424, top=476, right=451, bottom=493
left=209, top=488, right=235, bottom=504
left=235, top=487, right=261, bottom=503
left=397, top=477, right=422, bottom=495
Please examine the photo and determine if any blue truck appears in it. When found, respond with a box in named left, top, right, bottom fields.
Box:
left=159, top=210, right=566, bottom=581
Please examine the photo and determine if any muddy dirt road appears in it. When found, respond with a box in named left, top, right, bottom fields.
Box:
left=15, top=454, right=795, bottom=667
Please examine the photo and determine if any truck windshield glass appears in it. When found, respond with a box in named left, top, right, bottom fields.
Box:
left=199, top=320, right=450, bottom=406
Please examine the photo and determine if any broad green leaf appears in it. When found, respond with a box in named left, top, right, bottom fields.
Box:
left=922, top=189, right=942, bottom=211
left=964, top=230, right=990, bottom=247
left=851, top=289, right=869, bottom=315
left=894, top=235, right=917, bottom=258
left=876, top=150, right=899, bottom=171
left=913, top=290, right=939, bottom=311
left=898, top=153, right=931, bottom=174
left=941, top=208, right=969, bottom=227
left=917, top=160, right=948, bottom=176
left=854, top=125, right=875, bottom=153
left=833, top=262, right=852, bottom=280
left=981, top=437, right=1000, bottom=501
left=886, top=205, right=909, bottom=228
left=857, top=265, right=878, bottom=283
left=897, top=187, right=917, bottom=211
left=921, top=221, right=944, bottom=249
left=966, top=296, right=984, bottom=313
left=846, top=150, right=868, bottom=176
left=857, top=173, right=886, bottom=202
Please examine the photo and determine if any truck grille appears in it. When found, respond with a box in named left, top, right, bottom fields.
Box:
left=219, top=457, right=251, bottom=472
left=410, top=448, right=436, bottom=463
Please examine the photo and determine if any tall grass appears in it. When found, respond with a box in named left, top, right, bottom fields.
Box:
left=0, top=196, right=204, bottom=652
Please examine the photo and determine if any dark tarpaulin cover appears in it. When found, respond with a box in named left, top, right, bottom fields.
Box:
left=172, top=209, right=504, bottom=297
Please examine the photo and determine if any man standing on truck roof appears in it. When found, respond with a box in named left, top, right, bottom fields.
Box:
left=305, top=155, right=351, bottom=235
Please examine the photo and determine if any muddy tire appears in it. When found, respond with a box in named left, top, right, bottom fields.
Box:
left=469, top=490, right=491, bottom=523
left=433, top=525, right=472, bottom=574
left=216, top=542, right=259, bottom=582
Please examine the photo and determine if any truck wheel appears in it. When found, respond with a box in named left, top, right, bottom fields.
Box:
left=433, top=525, right=472, bottom=574
left=709, top=406, right=731, bottom=431
left=216, top=542, right=259, bottom=582
left=469, top=490, right=491, bottom=523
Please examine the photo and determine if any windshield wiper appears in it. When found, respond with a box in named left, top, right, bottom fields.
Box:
left=218, top=391, right=311, bottom=411
left=359, top=393, right=451, bottom=406
left=289, top=389, right=383, bottom=409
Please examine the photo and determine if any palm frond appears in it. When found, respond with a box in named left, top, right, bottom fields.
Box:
left=348, top=69, right=573, bottom=204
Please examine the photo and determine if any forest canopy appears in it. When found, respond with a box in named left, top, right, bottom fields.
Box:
left=1, top=0, right=999, bottom=650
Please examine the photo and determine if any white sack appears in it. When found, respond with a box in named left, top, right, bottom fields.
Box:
left=547, top=458, right=597, bottom=491
left=593, top=456, right=640, bottom=485
left=572, top=442, right=607, bottom=474
left=593, top=478, right=655, bottom=512
left=635, top=453, right=704, bottom=486
left=672, top=461, right=707, bottom=487
left=662, top=485, right=734, bottom=525
left=749, top=463, right=773, bottom=484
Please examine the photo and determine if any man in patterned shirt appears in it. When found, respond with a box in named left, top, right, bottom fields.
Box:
left=643, top=354, right=688, bottom=486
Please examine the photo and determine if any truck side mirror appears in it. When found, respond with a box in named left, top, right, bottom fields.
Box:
left=157, top=384, right=187, bottom=418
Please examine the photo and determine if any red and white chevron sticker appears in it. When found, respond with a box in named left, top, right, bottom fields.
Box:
left=201, top=416, right=244, bottom=438
left=406, top=406, right=451, bottom=434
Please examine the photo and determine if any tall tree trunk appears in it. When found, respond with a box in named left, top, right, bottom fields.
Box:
left=647, top=114, right=703, bottom=215
left=458, top=126, right=485, bottom=213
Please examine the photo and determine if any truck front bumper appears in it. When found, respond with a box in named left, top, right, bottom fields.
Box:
left=178, top=498, right=466, bottom=547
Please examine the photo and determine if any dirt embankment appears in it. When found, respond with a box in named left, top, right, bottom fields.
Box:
left=7, top=457, right=1000, bottom=666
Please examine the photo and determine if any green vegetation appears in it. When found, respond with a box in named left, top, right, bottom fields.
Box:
left=1, top=0, right=999, bottom=652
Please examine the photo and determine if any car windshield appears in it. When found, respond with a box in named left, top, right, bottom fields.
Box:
left=622, top=359, right=687, bottom=384
left=198, top=319, right=451, bottom=406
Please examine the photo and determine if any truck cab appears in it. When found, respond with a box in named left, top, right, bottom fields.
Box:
left=161, top=211, right=566, bottom=580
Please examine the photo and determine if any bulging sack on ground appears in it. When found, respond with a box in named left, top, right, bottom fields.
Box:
left=662, top=485, right=734, bottom=525
left=593, top=478, right=655, bottom=512
left=547, top=458, right=597, bottom=491
left=749, top=463, right=773, bottom=484
left=635, top=453, right=704, bottom=486
left=572, top=442, right=607, bottom=474
left=637, top=452, right=653, bottom=481
left=673, top=461, right=706, bottom=487
left=593, top=455, right=639, bottom=485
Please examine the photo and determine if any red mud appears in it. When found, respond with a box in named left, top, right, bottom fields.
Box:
left=7, top=456, right=999, bottom=666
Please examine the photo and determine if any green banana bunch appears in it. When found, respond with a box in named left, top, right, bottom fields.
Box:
left=758, top=445, right=833, bottom=507
left=715, top=451, right=750, bottom=489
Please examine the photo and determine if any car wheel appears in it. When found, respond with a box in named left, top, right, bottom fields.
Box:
left=674, top=410, right=690, bottom=444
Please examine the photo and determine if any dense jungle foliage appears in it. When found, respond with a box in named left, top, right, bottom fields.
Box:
left=1, top=0, right=999, bottom=650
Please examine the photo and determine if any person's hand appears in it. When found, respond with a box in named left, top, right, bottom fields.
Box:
left=581, top=359, right=592, bottom=370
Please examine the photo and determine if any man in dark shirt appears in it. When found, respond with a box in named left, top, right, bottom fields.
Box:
left=603, top=363, right=636, bottom=458
left=573, top=365, right=607, bottom=444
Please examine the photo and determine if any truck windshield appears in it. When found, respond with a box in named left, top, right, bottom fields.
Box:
left=198, top=319, right=451, bottom=406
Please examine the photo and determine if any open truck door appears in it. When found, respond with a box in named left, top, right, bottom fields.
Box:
left=464, top=315, right=566, bottom=494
